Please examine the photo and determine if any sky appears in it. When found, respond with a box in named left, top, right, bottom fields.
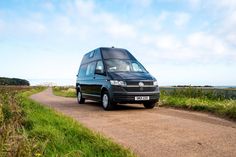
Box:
left=0, top=0, right=236, bottom=86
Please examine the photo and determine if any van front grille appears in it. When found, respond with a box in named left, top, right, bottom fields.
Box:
left=123, top=87, right=156, bottom=92
left=126, top=81, right=153, bottom=86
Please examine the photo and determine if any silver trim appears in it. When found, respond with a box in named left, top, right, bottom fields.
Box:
left=102, top=94, right=108, bottom=108
left=126, top=85, right=156, bottom=87
left=83, top=93, right=100, bottom=97
left=77, top=91, right=81, bottom=102
left=139, top=82, right=144, bottom=87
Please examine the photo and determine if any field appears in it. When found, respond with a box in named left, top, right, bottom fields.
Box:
left=160, top=87, right=236, bottom=120
left=53, top=86, right=76, bottom=97
left=52, top=86, right=236, bottom=120
left=0, top=86, right=134, bottom=157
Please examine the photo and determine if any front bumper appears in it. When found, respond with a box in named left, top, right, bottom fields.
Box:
left=110, top=86, right=160, bottom=103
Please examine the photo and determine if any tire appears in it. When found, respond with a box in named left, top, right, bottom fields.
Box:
left=143, top=101, right=156, bottom=109
left=101, top=91, right=114, bottom=110
left=77, top=90, right=85, bottom=104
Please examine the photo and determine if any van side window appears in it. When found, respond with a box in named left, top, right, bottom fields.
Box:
left=86, top=62, right=96, bottom=77
left=89, top=51, right=94, bottom=58
left=96, top=60, right=104, bottom=73
left=78, top=64, right=87, bottom=78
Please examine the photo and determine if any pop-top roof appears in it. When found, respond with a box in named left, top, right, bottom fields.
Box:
left=81, top=47, right=136, bottom=64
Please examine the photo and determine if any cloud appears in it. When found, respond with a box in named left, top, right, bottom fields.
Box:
left=106, top=22, right=136, bottom=39
left=0, top=0, right=137, bottom=42
left=75, top=0, right=95, bottom=17
left=24, top=20, right=47, bottom=34
left=188, top=0, right=202, bottom=9
left=70, top=0, right=137, bottom=39
left=218, top=11, right=236, bottom=47
left=0, top=19, right=5, bottom=32
left=138, top=11, right=190, bottom=31
left=133, top=0, right=153, bottom=7
left=155, top=35, right=182, bottom=50
left=187, top=32, right=228, bottom=55
left=42, top=1, right=55, bottom=11
left=211, top=0, right=236, bottom=11
left=114, top=0, right=153, bottom=8
left=137, top=30, right=233, bottom=64
left=3, top=17, right=46, bottom=36
left=174, top=12, right=191, bottom=28
left=1, top=0, right=236, bottom=65
left=53, top=16, right=77, bottom=35
left=190, top=1, right=236, bottom=53
left=100, top=13, right=136, bottom=39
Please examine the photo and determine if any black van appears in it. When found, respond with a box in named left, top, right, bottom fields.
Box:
left=76, top=47, right=160, bottom=110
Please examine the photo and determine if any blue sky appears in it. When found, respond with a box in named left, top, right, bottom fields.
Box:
left=0, top=0, right=236, bottom=86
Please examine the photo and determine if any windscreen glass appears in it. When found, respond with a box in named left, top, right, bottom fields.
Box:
left=105, top=59, right=147, bottom=72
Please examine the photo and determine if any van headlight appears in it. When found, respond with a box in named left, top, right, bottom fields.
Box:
left=110, top=80, right=127, bottom=86
left=153, top=81, right=158, bottom=86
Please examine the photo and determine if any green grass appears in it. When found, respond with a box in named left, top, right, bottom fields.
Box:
left=52, top=86, right=76, bottom=98
left=0, top=86, right=46, bottom=157
left=0, top=87, right=135, bottom=157
left=160, top=87, right=236, bottom=120
left=160, top=87, right=236, bottom=100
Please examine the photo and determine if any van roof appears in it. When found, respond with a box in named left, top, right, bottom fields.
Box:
left=100, top=47, right=136, bottom=60
left=81, top=47, right=136, bottom=64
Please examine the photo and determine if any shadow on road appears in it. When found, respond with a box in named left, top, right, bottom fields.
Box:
left=84, top=101, right=146, bottom=111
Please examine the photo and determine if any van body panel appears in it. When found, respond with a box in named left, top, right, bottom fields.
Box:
left=108, top=72, right=154, bottom=80
left=93, top=74, right=107, bottom=96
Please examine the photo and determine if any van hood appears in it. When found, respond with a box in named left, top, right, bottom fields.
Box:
left=108, top=72, right=154, bottom=80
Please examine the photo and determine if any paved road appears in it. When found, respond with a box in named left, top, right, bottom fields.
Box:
left=31, top=88, right=236, bottom=157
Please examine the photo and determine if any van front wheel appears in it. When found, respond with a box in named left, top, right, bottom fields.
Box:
left=143, top=102, right=156, bottom=109
left=77, top=91, right=85, bottom=104
left=102, top=91, right=114, bottom=110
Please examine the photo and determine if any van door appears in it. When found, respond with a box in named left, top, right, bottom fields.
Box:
left=77, top=64, right=87, bottom=93
left=94, top=60, right=106, bottom=97
left=83, top=61, right=96, bottom=98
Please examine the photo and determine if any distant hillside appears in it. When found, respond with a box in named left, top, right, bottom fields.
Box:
left=0, top=77, right=30, bottom=86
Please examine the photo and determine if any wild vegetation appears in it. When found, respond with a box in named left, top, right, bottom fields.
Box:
left=53, top=86, right=76, bottom=97
left=0, top=77, right=30, bottom=86
left=0, top=86, right=45, bottom=157
left=160, top=87, right=236, bottom=120
left=0, top=86, right=135, bottom=157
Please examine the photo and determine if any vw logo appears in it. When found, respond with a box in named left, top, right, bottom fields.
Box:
left=139, top=82, right=144, bottom=87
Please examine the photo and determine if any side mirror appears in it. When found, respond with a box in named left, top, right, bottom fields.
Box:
left=95, top=69, right=105, bottom=75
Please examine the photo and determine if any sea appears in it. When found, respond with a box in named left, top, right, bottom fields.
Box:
left=29, top=79, right=76, bottom=86
left=28, top=79, right=236, bottom=89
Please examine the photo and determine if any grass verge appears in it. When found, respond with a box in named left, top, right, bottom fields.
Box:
left=0, top=86, right=46, bottom=157
left=0, top=87, right=135, bottom=157
left=52, top=86, right=76, bottom=98
left=160, top=88, right=236, bottom=120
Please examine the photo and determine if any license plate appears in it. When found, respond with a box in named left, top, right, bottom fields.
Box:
left=135, top=96, right=149, bottom=101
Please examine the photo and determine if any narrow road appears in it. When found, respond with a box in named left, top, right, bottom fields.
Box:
left=31, top=88, right=236, bottom=157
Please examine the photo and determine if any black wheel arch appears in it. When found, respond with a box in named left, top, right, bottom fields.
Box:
left=101, top=86, right=109, bottom=96
left=76, top=85, right=81, bottom=95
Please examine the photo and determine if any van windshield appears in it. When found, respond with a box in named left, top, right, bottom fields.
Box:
left=105, top=59, right=147, bottom=73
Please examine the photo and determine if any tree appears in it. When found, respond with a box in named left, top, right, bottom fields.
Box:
left=0, top=77, right=30, bottom=86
